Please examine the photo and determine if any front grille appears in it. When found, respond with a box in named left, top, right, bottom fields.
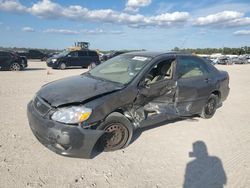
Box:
left=33, top=96, right=51, bottom=116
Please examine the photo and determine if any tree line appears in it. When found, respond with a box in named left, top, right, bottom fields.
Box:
left=0, top=46, right=60, bottom=54
left=172, top=46, right=250, bottom=55
left=1, top=46, right=250, bottom=55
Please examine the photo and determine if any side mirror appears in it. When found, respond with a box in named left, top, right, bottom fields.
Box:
left=139, top=76, right=152, bottom=88
left=138, top=79, right=146, bottom=88
left=138, top=79, right=151, bottom=97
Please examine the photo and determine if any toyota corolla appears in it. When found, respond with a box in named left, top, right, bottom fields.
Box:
left=27, top=51, right=230, bottom=158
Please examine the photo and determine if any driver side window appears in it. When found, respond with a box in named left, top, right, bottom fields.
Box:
left=144, top=59, right=175, bottom=85
left=70, top=51, right=78, bottom=57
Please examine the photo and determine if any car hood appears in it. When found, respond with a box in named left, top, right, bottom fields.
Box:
left=47, top=56, right=59, bottom=62
left=52, top=54, right=63, bottom=59
left=37, top=74, right=123, bottom=107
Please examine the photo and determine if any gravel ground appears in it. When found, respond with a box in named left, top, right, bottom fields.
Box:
left=0, top=61, right=250, bottom=188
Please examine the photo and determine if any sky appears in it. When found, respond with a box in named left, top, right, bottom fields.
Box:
left=0, top=0, right=250, bottom=50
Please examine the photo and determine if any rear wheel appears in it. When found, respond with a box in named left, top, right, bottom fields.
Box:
left=97, top=112, right=133, bottom=151
left=9, top=63, right=21, bottom=71
left=59, top=62, right=66, bottom=70
left=200, top=94, right=218, bottom=119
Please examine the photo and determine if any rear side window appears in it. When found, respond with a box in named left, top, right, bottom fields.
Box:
left=78, top=51, right=88, bottom=57
left=30, top=50, right=42, bottom=55
left=178, top=56, right=209, bottom=79
left=0, top=51, right=9, bottom=57
left=88, top=51, right=98, bottom=57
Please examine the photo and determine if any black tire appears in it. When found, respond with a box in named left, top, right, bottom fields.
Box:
left=59, top=62, right=66, bottom=70
left=9, top=62, right=21, bottom=71
left=200, top=94, right=218, bottom=119
left=97, top=112, right=133, bottom=151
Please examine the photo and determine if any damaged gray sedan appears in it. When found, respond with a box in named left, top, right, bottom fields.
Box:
left=27, top=52, right=230, bottom=158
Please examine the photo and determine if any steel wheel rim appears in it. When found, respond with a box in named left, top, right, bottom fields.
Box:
left=103, top=123, right=128, bottom=149
left=205, top=98, right=216, bottom=115
left=10, top=63, right=20, bottom=71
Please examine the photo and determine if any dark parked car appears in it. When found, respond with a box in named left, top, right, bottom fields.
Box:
left=46, top=50, right=100, bottom=69
left=0, top=50, right=28, bottom=71
left=18, top=49, right=47, bottom=60
left=102, top=51, right=127, bottom=61
left=47, top=52, right=60, bottom=59
left=27, top=52, right=230, bottom=158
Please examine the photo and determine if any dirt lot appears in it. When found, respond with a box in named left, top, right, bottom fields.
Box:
left=0, top=61, right=250, bottom=188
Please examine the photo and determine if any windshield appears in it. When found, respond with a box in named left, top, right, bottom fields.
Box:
left=89, top=54, right=152, bottom=84
left=56, top=50, right=70, bottom=57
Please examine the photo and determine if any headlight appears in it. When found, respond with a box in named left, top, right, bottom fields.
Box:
left=51, top=106, right=92, bottom=124
left=51, top=58, right=57, bottom=63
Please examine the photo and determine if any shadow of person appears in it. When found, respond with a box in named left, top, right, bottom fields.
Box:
left=183, top=141, right=227, bottom=188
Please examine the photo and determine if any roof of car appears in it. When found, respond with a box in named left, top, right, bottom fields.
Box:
left=123, top=51, right=191, bottom=57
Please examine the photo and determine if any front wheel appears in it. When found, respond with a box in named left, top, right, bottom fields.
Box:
left=200, top=94, right=218, bottom=119
left=97, top=112, right=133, bottom=151
left=59, top=62, right=66, bottom=70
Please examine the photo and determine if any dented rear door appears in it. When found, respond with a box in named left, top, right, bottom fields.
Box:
left=175, top=55, right=214, bottom=115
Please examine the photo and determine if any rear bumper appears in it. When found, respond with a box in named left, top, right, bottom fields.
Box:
left=21, top=61, right=28, bottom=68
left=222, top=87, right=230, bottom=102
left=19, top=56, right=28, bottom=68
left=220, top=83, right=230, bottom=103
left=27, top=101, right=105, bottom=158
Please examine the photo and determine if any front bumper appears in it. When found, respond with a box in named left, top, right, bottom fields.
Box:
left=46, top=61, right=54, bottom=67
left=27, top=101, right=105, bottom=158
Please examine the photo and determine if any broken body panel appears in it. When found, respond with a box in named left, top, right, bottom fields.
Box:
left=27, top=52, right=230, bottom=158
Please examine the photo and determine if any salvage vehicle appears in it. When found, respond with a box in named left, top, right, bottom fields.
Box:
left=46, top=50, right=100, bottom=69
left=231, top=57, right=248, bottom=64
left=27, top=52, right=230, bottom=158
left=217, top=57, right=233, bottom=65
left=0, top=50, right=28, bottom=71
